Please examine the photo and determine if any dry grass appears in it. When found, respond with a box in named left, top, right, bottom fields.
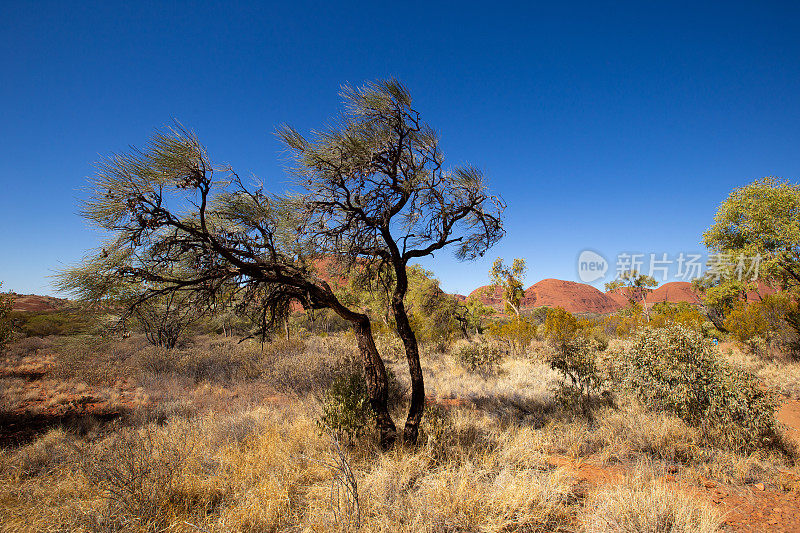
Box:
left=0, top=405, right=578, bottom=532
left=720, top=343, right=800, bottom=399
left=583, top=474, right=722, bottom=533
left=0, top=332, right=798, bottom=532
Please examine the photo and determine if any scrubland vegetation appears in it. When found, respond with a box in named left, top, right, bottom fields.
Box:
left=3, top=82, right=800, bottom=531
left=2, top=301, right=799, bottom=532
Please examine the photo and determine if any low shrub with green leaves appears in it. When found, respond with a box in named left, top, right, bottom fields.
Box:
left=622, top=325, right=778, bottom=452
left=548, top=336, right=604, bottom=411
left=487, top=317, right=536, bottom=355
left=11, top=310, right=97, bottom=337
left=318, top=372, right=374, bottom=444
left=0, top=284, right=11, bottom=351
left=452, top=340, right=504, bottom=373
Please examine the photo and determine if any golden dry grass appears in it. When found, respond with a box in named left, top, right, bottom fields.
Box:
left=2, top=332, right=798, bottom=532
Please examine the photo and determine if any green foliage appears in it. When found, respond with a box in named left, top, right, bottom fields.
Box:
left=542, top=307, right=605, bottom=411
left=648, top=302, right=705, bottom=331
left=543, top=307, right=584, bottom=344
left=702, top=177, right=800, bottom=346
left=0, top=284, right=11, bottom=350
left=548, top=336, right=604, bottom=411
left=452, top=340, right=504, bottom=373
left=490, top=258, right=526, bottom=317
left=318, top=373, right=374, bottom=444
left=461, top=299, right=493, bottom=335
left=405, top=266, right=466, bottom=345
left=487, top=317, right=535, bottom=354
left=10, top=310, right=96, bottom=337
left=622, top=325, right=778, bottom=451
left=724, top=302, right=769, bottom=348
left=724, top=293, right=800, bottom=356
left=703, top=177, right=800, bottom=285
left=692, top=275, right=750, bottom=331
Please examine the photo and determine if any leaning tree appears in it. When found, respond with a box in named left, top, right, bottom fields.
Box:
left=58, top=79, right=504, bottom=446
left=279, top=80, right=504, bottom=442
left=56, top=126, right=401, bottom=446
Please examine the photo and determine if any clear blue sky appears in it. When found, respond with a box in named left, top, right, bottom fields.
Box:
left=1, top=1, right=798, bottom=296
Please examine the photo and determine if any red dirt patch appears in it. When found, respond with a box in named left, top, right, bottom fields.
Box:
left=778, top=398, right=800, bottom=449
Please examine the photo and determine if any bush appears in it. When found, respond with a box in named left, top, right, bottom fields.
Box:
left=547, top=336, right=604, bottom=411
left=452, top=340, right=504, bottom=373
left=544, top=308, right=584, bottom=344
left=622, top=325, right=778, bottom=451
left=649, top=302, right=705, bottom=332
left=11, top=310, right=97, bottom=337
left=0, top=285, right=11, bottom=351
left=84, top=426, right=189, bottom=527
left=318, top=372, right=374, bottom=444
left=487, top=317, right=535, bottom=355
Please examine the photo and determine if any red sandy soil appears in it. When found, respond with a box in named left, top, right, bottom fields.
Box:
left=547, top=452, right=800, bottom=532
left=551, top=397, right=800, bottom=533
left=431, top=395, right=800, bottom=532
left=524, top=279, right=623, bottom=315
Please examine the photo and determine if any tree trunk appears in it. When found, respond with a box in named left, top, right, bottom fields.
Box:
left=705, top=307, right=728, bottom=332
left=392, top=294, right=425, bottom=445
left=352, top=317, right=397, bottom=448
left=311, top=283, right=397, bottom=449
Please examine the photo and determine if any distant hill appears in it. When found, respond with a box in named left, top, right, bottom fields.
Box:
left=9, top=294, right=71, bottom=313
left=644, top=281, right=701, bottom=305
left=5, top=277, right=782, bottom=319
left=467, top=279, right=623, bottom=314
left=525, top=279, right=622, bottom=314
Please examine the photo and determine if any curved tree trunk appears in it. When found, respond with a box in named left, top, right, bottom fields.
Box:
left=389, top=262, right=425, bottom=445
left=352, top=316, right=397, bottom=448
left=704, top=306, right=728, bottom=332
left=310, top=283, right=397, bottom=449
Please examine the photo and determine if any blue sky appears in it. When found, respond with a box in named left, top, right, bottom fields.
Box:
left=1, top=1, right=798, bottom=296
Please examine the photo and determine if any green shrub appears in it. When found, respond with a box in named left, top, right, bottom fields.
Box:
left=0, top=284, right=11, bottom=351
left=548, top=336, right=604, bottom=411
left=544, top=307, right=584, bottom=344
left=11, top=310, right=96, bottom=337
left=622, top=325, right=778, bottom=451
left=487, top=317, right=535, bottom=355
left=452, top=340, right=504, bottom=373
left=318, top=372, right=374, bottom=444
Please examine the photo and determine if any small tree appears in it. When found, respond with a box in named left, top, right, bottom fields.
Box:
left=490, top=258, right=526, bottom=318
left=605, top=270, right=657, bottom=320
left=128, top=290, right=201, bottom=348
left=703, top=177, right=800, bottom=347
left=58, top=79, right=504, bottom=446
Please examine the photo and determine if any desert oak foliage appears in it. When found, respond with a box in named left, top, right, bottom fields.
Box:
left=57, top=79, right=505, bottom=446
